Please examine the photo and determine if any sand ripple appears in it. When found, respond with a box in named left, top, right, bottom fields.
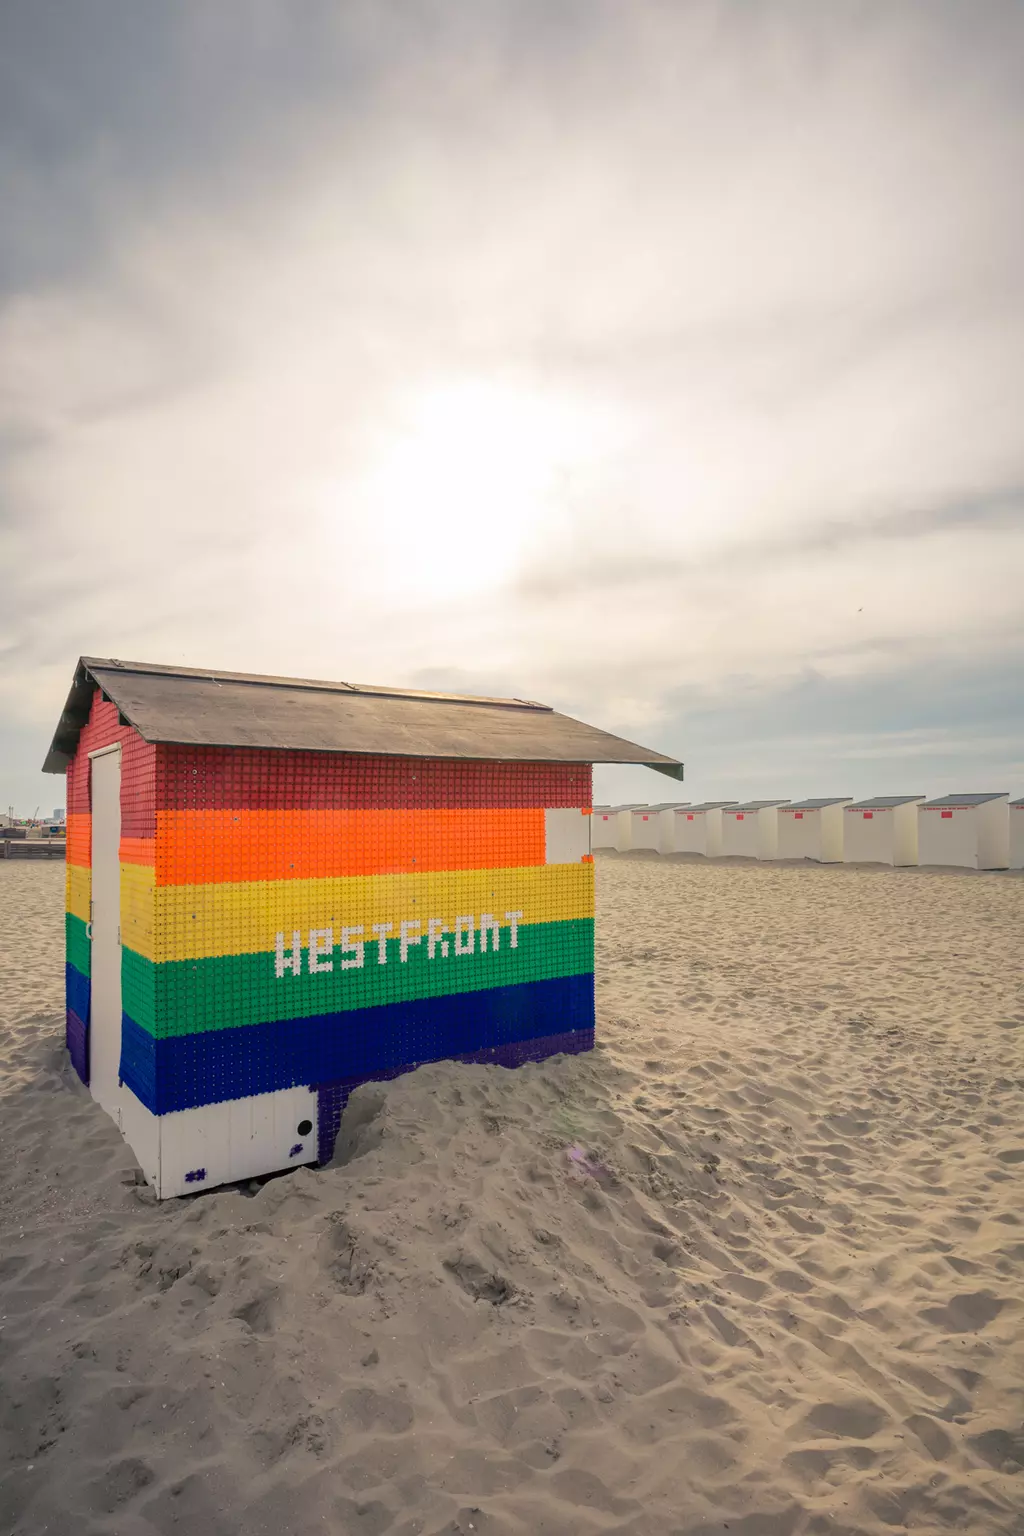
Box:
left=1, top=856, right=1022, bottom=1534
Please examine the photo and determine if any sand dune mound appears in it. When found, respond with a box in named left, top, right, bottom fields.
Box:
left=1, top=856, right=1022, bottom=1535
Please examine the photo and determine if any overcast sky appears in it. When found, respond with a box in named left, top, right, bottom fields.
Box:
left=2, top=0, right=1022, bottom=815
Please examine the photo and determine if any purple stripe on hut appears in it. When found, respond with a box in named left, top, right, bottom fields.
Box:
left=66, top=1009, right=88, bottom=1084
left=314, top=1026, right=594, bottom=1166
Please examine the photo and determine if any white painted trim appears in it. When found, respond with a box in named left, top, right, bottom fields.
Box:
left=88, top=744, right=124, bottom=1122
left=88, top=743, right=123, bottom=760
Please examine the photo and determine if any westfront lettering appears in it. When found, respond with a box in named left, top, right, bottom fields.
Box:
left=274, top=911, right=525, bottom=978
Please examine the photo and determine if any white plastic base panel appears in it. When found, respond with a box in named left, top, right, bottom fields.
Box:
left=118, top=1085, right=161, bottom=1190
left=119, top=1084, right=319, bottom=1199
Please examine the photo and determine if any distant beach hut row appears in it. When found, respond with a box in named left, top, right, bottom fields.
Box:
left=593, top=794, right=1023, bottom=870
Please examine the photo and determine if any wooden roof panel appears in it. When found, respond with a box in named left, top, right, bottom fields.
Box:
left=43, top=658, right=684, bottom=777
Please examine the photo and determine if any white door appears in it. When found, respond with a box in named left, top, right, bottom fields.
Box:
left=89, top=747, right=123, bottom=1122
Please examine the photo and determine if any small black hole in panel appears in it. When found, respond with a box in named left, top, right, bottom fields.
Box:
left=297, top=1119, right=313, bottom=1136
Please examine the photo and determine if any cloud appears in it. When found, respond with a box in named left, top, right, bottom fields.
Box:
left=1, top=1, right=1024, bottom=811
left=593, top=643, right=1024, bottom=805
left=517, top=484, right=1024, bottom=600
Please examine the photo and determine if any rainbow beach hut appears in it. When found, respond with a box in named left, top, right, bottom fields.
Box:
left=44, top=658, right=682, bottom=1198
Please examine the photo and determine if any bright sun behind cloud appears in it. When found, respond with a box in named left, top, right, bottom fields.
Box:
left=331, top=378, right=612, bottom=599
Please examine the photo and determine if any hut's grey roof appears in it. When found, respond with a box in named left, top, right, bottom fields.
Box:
left=629, top=802, right=690, bottom=812
left=594, top=803, right=644, bottom=813
left=921, top=793, right=1009, bottom=808
left=43, top=658, right=684, bottom=778
left=780, top=797, right=853, bottom=811
left=672, top=800, right=737, bottom=813
left=847, top=795, right=926, bottom=810
left=1011, top=798, right=1024, bottom=809
left=726, top=799, right=791, bottom=812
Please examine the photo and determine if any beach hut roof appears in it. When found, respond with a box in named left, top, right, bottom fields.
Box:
left=729, top=799, right=791, bottom=812
left=1011, top=797, right=1024, bottom=809
left=921, top=793, right=1009, bottom=808
left=42, top=658, right=685, bottom=779
left=630, top=802, right=690, bottom=812
left=680, top=801, right=738, bottom=812
left=847, top=795, right=926, bottom=809
left=782, top=797, right=853, bottom=810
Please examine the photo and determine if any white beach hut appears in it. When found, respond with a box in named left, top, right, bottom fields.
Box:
left=776, top=797, right=852, bottom=863
left=918, top=793, right=1010, bottom=870
left=668, top=802, right=738, bottom=857
left=591, top=805, right=642, bottom=851
left=842, top=796, right=925, bottom=866
left=1007, top=798, right=1024, bottom=872
left=1010, top=799, right=1024, bottom=870
left=627, top=802, right=690, bottom=853
left=720, top=800, right=790, bottom=860
left=591, top=805, right=617, bottom=850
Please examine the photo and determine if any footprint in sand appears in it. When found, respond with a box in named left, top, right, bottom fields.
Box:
left=919, top=1291, right=1007, bottom=1332
left=794, top=1397, right=890, bottom=1441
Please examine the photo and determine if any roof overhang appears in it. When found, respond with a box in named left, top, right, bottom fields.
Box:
left=43, top=657, right=685, bottom=780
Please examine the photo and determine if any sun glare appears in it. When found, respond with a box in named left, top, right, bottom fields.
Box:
left=338, top=378, right=604, bottom=599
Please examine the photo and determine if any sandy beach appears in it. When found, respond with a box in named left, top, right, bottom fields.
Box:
left=1, top=853, right=1022, bottom=1536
